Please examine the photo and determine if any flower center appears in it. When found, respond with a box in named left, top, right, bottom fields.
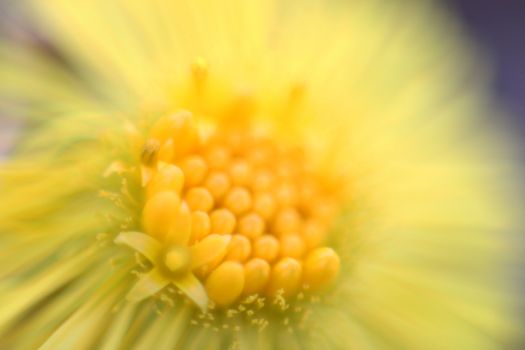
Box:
left=140, top=111, right=341, bottom=307
left=162, top=245, right=191, bottom=275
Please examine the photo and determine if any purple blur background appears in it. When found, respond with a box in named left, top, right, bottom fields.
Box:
left=452, top=0, right=525, bottom=139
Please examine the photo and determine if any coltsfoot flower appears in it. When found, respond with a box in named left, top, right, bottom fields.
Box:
left=0, top=0, right=522, bottom=349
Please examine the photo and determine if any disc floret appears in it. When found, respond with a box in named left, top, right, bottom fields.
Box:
left=119, top=110, right=341, bottom=311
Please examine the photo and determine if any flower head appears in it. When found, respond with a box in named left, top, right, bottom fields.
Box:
left=0, top=0, right=522, bottom=349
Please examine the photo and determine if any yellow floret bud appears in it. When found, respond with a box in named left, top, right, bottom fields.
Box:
left=229, top=159, right=252, bottom=186
left=225, top=235, right=252, bottom=262
left=210, top=209, right=236, bottom=235
left=185, top=187, right=214, bottom=212
left=190, top=211, right=211, bottom=242
left=179, top=155, right=208, bottom=187
left=303, top=247, right=340, bottom=289
left=267, top=257, right=302, bottom=297
left=252, top=193, right=277, bottom=220
left=204, top=145, right=231, bottom=170
left=223, top=187, right=252, bottom=215
left=204, top=171, right=231, bottom=200
left=273, top=207, right=301, bottom=236
left=205, top=261, right=245, bottom=307
left=142, top=191, right=180, bottom=241
left=243, top=258, right=270, bottom=295
left=301, top=219, right=327, bottom=249
left=238, top=212, right=265, bottom=240
left=163, top=245, right=191, bottom=275
left=150, top=111, right=199, bottom=158
left=147, top=163, right=184, bottom=198
left=279, top=234, right=306, bottom=259
left=253, top=235, right=280, bottom=263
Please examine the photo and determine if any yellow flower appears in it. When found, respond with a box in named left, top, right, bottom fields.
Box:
left=0, top=0, right=521, bottom=349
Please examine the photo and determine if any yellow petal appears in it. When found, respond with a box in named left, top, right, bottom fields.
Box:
left=126, top=269, right=169, bottom=303
left=189, top=234, right=231, bottom=269
left=114, top=231, right=161, bottom=262
left=172, top=273, right=208, bottom=312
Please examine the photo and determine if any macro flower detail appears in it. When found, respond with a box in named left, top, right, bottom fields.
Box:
left=0, top=0, right=521, bottom=349
left=119, top=109, right=342, bottom=311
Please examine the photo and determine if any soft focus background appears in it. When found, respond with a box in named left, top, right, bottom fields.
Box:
left=451, top=0, right=525, bottom=149
left=0, top=0, right=524, bottom=344
left=1, top=1, right=524, bottom=154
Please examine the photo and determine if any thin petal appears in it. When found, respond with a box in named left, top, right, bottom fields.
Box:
left=189, top=234, right=231, bottom=269
left=165, top=202, right=192, bottom=246
left=173, top=273, right=208, bottom=312
left=114, top=231, right=161, bottom=262
left=126, top=269, right=169, bottom=303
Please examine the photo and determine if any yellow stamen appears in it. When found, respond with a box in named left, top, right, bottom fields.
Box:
left=204, top=171, right=231, bottom=200
left=251, top=169, right=275, bottom=192
left=205, top=261, right=245, bottom=307
left=253, top=235, right=279, bottom=263
left=267, top=257, right=302, bottom=297
left=225, top=235, right=252, bottom=262
left=179, top=155, right=208, bottom=187
left=185, top=187, right=214, bottom=212
left=147, top=163, right=184, bottom=197
left=210, top=208, right=236, bottom=235
left=229, top=159, right=252, bottom=186
left=223, top=187, right=252, bottom=215
left=301, top=220, right=327, bottom=249
left=303, top=247, right=340, bottom=288
left=163, top=246, right=191, bottom=274
left=238, top=212, right=265, bottom=240
left=243, top=258, right=270, bottom=295
left=137, top=118, right=341, bottom=306
left=190, top=211, right=211, bottom=242
left=273, top=207, right=301, bottom=236
left=150, top=111, right=199, bottom=158
left=142, top=191, right=180, bottom=241
left=279, top=234, right=306, bottom=259
left=205, top=145, right=231, bottom=170
left=253, top=193, right=277, bottom=220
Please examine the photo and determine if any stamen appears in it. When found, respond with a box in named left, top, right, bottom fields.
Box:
left=147, top=163, right=184, bottom=197
left=179, top=155, right=208, bottom=187
left=229, top=159, right=253, bottom=186
left=243, top=258, right=270, bottom=295
left=267, top=258, right=302, bottom=297
left=210, top=209, right=236, bottom=235
left=190, top=211, right=211, bottom=242
left=237, top=213, right=265, bottom=239
left=204, top=171, right=231, bottom=200
left=136, top=111, right=342, bottom=309
left=279, top=234, right=306, bottom=259
left=253, top=235, right=280, bottom=263
left=142, top=191, right=181, bottom=241
left=225, top=235, right=252, bottom=262
left=205, top=261, right=245, bottom=307
left=223, top=187, right=252, bottom=215
left=303, top=247, right=340, bottom=288
left=185, top=187, right=214, bottom=212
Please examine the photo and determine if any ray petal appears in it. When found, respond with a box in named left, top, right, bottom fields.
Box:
left=172, top=273, right=208, bottom=312
left=114, top=231, right=162, bottom=262
left=189, top=234, right=232, bottom=269
left=126, top=269, right=169, bottom=303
